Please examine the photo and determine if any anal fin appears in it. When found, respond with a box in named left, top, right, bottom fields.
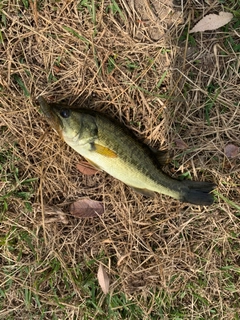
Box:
left=85, top=158, right=102, bottom=171
left=130, top=186, right=155, bottom=198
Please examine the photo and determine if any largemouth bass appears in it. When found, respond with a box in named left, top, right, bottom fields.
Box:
left=38, top=96, right=215, bottom=205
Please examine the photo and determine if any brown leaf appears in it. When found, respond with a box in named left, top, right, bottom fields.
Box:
left=76, top=161, right=99, bottom=175
left=190, top=12, right=233, bottom=33
left=175, top=138, right=188, bottom=150
left=53, top=65, right=61, bottom=73
left=70, top=198, right=104, bottom=218
left=224, top=144, right=239, bottom=158
left=97, top=263, right=110, bottom=294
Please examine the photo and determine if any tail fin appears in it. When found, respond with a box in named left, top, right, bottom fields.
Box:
left=181, top=181, right=215, bottom=205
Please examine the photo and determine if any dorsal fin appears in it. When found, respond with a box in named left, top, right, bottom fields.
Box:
left=149, top=147, right=170, bottom=166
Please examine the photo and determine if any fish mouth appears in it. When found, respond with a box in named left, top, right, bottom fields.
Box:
left=38, top=96, right=63, bottom=133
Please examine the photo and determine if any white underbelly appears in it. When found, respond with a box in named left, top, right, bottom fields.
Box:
left=69, top=141, right=159, bottom=190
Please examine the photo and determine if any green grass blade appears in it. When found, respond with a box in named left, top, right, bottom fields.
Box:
left=63, top=26, right=90, bottom=45
left=215, top=191, right=240, bottom=213
left=12, top=75, right=30, bottom=97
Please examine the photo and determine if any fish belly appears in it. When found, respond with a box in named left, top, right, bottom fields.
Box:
left=69, top=142, right=159, bottom=190
left=64, top=136, right=182, bottom=200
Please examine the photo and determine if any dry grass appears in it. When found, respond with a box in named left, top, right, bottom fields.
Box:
left=0, top=0, right=240, bottom=319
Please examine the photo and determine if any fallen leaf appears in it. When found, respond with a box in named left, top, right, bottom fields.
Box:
left=190, top=12, right=233, bottom=33
left=76, top=161, right=99, bottom=175
left=70, top=198, right=104, bottom=218
left=53, top=65, right=61, bottom=73
left=175, top=138, right=188, bottom=150
left=224, top=144, right=239, bottom=158
left=97, top=263, right=110, bottom=294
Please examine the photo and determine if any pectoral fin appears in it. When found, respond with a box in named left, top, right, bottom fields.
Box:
left=92, top=143, right=118, bottom=158
left=130, top=186, right=155, bottom=198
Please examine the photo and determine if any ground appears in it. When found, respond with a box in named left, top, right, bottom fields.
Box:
left=0, top=0, right=240, bottom=319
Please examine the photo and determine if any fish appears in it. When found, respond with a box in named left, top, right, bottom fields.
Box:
left=38, top=96, right=215, bottom=205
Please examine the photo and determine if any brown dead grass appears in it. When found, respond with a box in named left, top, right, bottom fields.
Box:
left=0, top=0, right=240, bottom=319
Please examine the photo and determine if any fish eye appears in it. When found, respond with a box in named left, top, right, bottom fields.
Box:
left=60, top=109, right=71, bottom=118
